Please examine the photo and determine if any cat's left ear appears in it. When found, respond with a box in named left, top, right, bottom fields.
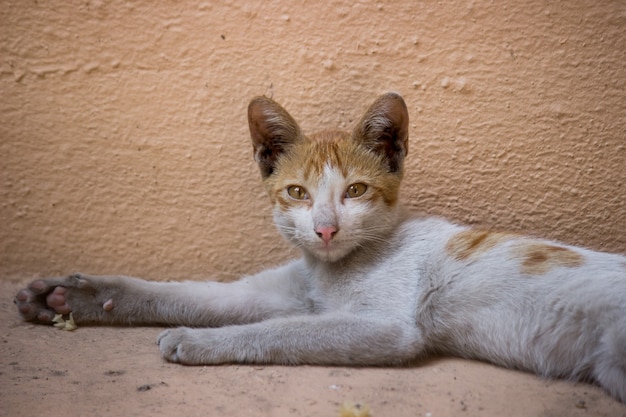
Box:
left=248, top=96, right=303, bottom=179
left=352, top=92, right=409, bottom=174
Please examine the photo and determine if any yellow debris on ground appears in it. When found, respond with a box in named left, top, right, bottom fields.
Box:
left=338, top=401, right=371, bottom=417
left=52, top=313, right=78, bottom=331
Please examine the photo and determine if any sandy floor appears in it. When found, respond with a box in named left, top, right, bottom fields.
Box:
left=2, top=280, right=625, bottom=417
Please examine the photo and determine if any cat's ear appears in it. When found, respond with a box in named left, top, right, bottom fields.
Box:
left=352, top=92, right=409, bottom=173
left=248, top=96, right=303, bottom=178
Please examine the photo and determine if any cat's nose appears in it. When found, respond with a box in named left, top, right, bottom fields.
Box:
left=315, top=226, right=338, bottom=244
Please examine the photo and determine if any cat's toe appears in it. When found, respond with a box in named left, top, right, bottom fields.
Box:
left=157, top=328, right=184, bottom=363
left=16, top=277, right=82, bottom=323
left=15, top=288, right=37, bottom=319
left=28, top=279, right=54, bottom=294
left=157, top=328, right=227, bottom=365
left=14, top=286, right=56, bottom=323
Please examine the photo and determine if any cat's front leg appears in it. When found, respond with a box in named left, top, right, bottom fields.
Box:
left=157, top=314, right=424, bottom=366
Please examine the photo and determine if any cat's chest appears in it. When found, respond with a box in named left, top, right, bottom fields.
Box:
left=309, top=277, right=381, bottom=314
left=303, top=217, right=460, bottom=316
left=307, top=255, right=421, bottom=317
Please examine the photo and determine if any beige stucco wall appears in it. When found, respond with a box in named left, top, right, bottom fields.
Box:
left=1, top=0, right=624, bottom=282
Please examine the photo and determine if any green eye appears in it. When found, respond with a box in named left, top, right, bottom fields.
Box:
left=345, top=183, right=367, bottom=199
left=287, top=185, right=309, bottom=200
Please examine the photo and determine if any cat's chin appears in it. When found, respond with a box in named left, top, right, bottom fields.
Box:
left=306, top=243, right=355, bottom=263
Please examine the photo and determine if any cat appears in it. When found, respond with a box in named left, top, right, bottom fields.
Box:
left=14, top=92, right=626, bottom=403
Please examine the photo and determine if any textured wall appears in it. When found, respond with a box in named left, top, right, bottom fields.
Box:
left=1, top=0, right=624, bottom=282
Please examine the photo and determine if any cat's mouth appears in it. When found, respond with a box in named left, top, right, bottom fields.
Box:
left=310, top=239, right=354, bottom=263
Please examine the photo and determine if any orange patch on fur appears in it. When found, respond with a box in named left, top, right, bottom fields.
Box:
left=514, top=243, right=584, bottom=275
left=267, top=129, right=402, bottom=207
left=446, top=229, right=516, bottom=261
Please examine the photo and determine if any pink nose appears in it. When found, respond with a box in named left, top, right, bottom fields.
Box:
left=315, top=226, right=338, bottom=244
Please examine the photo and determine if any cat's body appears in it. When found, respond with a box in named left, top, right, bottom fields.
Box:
left=15, top=93, right=626, bottom=402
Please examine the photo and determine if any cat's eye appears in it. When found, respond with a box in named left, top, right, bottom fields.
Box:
left=287, top=185, right=309, bottom=200
left=345, top=183, right=367, bottom=199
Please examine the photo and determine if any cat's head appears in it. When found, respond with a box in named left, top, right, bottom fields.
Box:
left=248, top=92, right=409, bottom=263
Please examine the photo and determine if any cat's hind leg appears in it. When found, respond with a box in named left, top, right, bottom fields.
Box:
left=592, top=318, right=626, bottom=403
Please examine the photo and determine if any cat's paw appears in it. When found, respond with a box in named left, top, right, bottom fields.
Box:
left=157, top=328, right=223, bottom=365
left=157, top=328, right=191, bottom=363
left=14, top=273, right=113, bottom=324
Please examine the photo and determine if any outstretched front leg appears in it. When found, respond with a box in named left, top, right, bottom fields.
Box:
left=157, top=313, right=425, bottom=366
left=15, top=261, right=313, bottom=327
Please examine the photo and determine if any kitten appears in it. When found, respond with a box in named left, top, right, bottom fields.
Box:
left=15, top=93, right=626, bottom=402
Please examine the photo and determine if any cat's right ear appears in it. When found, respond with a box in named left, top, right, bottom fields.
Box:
left=248, top=96, right=303, bottom=179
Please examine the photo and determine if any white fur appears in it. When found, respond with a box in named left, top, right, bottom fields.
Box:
left=274, top=164, right=398, bottom=262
